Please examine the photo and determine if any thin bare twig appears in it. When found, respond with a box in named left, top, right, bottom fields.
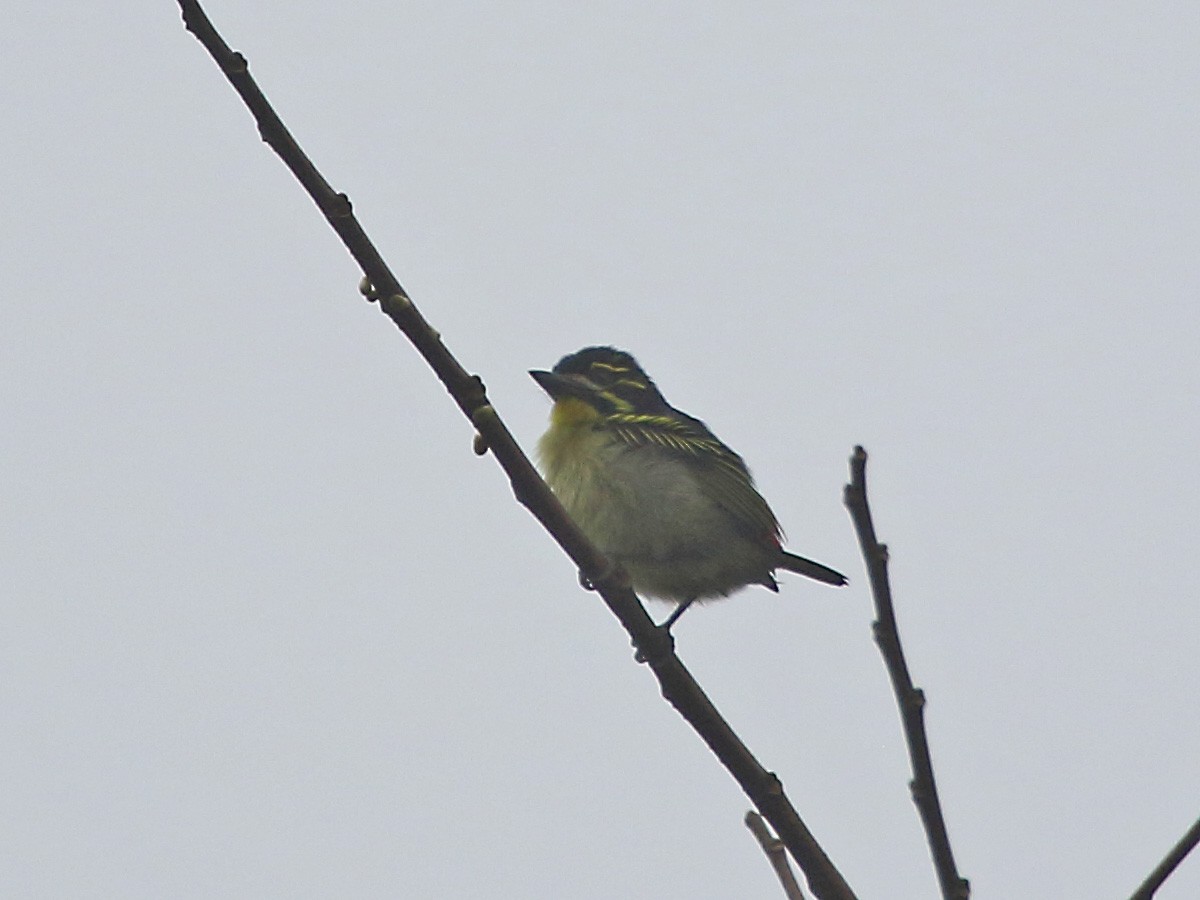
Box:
left=745, top=811, right=807, bottom=899
left=843, top=446, right=969, bottom=900
left=1129, top=814, right=1200, bottom=899
left=175, top=3, right=856, bottom=897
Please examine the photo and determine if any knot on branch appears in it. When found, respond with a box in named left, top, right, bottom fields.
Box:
left=318, top=192, right=353, bottom=219
left=358, top=276, right=410, bottom=310
left=760, top=771, right=785, bottom=798
left=633, top=626, right=675, bottom=666
left=469, top=401, right=497, bottom=459
left=578, top=558, right=628, bottom=594
left=463, top=374, right=488, bottom=409
left=469, top=402, right=495, bottom=429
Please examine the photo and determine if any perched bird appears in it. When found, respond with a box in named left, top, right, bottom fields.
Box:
left=531, top=346, right=845, bottom=628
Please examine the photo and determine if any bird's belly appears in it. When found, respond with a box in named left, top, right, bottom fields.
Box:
left=546, top=446, right=773, bottom=602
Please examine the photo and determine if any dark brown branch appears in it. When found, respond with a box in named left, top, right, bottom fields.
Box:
left=745, top=811, right=807, bottom=899
left=175, top=3, right=856, bottom=897
left=1129, top=814, right=1200, bottom=899
left=843, top=447, right=969, bottom=900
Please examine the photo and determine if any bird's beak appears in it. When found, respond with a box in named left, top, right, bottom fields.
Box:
left=529, top=370, right=598, bottom=402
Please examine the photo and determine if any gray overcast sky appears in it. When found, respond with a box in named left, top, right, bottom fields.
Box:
left=3, top=3, right=1198, bottom=898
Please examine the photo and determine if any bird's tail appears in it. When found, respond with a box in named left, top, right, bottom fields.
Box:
left=780, top=550, right=847, bottom=587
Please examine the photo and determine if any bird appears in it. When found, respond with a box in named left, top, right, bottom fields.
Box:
left=530, top=346, right=845, bottom=629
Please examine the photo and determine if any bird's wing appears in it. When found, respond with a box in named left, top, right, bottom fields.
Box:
left=607, top=413, right=781, bottom=543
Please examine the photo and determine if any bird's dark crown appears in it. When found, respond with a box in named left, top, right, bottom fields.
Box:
left=552, top=346, right=644, bottom=379
left=551, top=346, right=671, bottom=413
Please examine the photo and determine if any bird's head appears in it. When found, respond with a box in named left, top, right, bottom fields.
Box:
left=530, top=346, right=670, bottom=424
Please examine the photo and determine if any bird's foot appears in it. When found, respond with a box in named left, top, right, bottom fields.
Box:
left=659, top=597, right=696, bottom=631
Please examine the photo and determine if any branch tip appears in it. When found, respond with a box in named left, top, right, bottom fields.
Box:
left=845, top=446, right=968, bottom=899
left=745, top=811, right=807, bottom=900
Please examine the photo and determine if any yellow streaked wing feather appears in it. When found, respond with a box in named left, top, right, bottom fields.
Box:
left=606, top=413, right=781, bottom=542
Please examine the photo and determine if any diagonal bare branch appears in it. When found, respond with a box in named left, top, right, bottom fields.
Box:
left=175, top=3, right=856, bottom=897
left=843, top=446, right=970, bottom=900
left=1129, top=814, right=1200, bottom=900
